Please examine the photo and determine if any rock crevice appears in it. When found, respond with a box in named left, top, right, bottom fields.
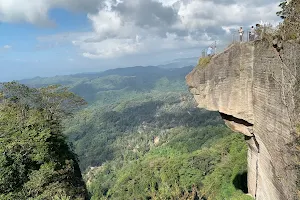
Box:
left=186, top=40, right=300, bottom=200
left=219, top=112, right=254, bottom=137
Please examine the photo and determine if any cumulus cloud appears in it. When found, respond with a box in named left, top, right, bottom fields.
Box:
left=0, top=0, right=104, bottom=25
left=1, top=0, right=282, bottom=58
left=0, top=0, right=53, bottom=25
left=71, top=0, right=281, bottom=58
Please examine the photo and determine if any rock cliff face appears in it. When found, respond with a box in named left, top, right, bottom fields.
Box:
left=186, top=40, right=300, bottom=200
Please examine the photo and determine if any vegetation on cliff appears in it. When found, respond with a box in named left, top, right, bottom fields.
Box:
left=0, top=82, right=87, bottom=200
left=197, top=57, right=212, bottom=69
left=277, top=0, right=300, bottom=40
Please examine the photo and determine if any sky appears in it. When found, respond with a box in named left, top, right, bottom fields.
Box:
left=0, top=0, right=282, bottom=81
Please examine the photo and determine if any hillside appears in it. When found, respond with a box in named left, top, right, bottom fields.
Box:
left=20, top=65, right=252, bottom=199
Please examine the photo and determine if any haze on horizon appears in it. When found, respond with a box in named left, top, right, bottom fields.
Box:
left=0, top=0, right=281, bottom=81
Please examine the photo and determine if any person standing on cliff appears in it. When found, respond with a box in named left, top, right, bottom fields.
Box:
left=207, top=46, right=213, bottom=57
left=239, top=27, right=244, bottom=42
left=255, top=24, right=261, bottom=40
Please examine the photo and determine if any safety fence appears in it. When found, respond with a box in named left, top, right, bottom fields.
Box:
left=231, top=30, right=251, bottom=43
left=199, top=31, right=250, bottom=58
left=201, top=41, right=217, bottom=57
left=199, top=25, right=274, bottom=59
left=231, top=30, right=263, bottom=44
left=231, top=24, right=273, bottom=44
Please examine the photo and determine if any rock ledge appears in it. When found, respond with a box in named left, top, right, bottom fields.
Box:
left=186, top=40, right=300, bottom=200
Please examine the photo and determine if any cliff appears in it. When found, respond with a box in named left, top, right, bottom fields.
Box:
left=186, top=40, right=300, bottom=200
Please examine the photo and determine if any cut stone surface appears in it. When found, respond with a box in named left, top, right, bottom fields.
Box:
left=186, top=40, right=300, bottom=200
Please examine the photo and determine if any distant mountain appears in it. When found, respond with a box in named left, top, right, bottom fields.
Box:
left=158, top=57, right=198, bottom=69
left=21, top=66, right=193, bottom=84
left=18, top=58, right=197, bottom=86
left=20, top=66, right=193, bottom=103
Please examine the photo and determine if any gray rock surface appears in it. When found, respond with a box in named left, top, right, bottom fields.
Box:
left=186, top=40, right=300, bottom=200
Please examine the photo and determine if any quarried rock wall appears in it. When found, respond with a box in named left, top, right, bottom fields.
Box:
left=186, top=40, right=300, bottom=200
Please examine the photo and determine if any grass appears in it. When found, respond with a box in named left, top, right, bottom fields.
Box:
left=197, top=56, right=212, bottom=69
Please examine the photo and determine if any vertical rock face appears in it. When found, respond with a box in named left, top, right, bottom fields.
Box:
left=186, top=40, right=300, bottom=200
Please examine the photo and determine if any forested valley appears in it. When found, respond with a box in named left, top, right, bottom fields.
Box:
left=0, top=65, right=252, bottom=199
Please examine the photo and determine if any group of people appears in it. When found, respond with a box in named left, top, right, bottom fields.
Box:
left=238, top=24, right=260, bottom=42
left=205, top=24, right=260, bottom=57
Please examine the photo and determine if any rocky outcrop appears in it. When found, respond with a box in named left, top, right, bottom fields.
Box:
left=186, top=40, right=300, bottom=200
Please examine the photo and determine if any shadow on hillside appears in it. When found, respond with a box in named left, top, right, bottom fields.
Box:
left=156, top=110, right=222, bottom=128
left=72, top=100, right=224, bottom=170
left=100, top=102, right=223, bottom=132
left=233, top=171, right=248, bottom=193
left=100, top=101, right=165, bottom=132
left=70, top=83, right=98, bottom=102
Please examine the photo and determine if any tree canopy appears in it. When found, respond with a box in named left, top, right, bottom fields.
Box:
left=0, top=82, right=87, bottom=200
left=277, top=0, right=300, bottom=40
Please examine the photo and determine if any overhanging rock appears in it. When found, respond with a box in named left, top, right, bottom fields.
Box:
left=186, top=40, right=300, bottom=200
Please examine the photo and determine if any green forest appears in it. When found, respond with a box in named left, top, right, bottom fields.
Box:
left=18, top=66, right=252, bottom=199
left=0, top=82, right=87, bottom=200
left=0, top=1, right=298, bottom=199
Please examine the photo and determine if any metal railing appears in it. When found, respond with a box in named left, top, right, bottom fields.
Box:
left=231, top=30, right=253, bottom=43
left=200, top=25, right=272, bottom=59
left=231, top=27, right=266, bottom=44
left=201, top=41, right=217, bottom=58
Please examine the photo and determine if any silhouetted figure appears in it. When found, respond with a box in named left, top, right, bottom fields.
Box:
left=239, top=27, right=244, bottom=42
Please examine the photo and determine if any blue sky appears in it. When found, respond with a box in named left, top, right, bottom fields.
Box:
left=0, top=9, right=93, bottom=81
left=0, top=0, right=281, bottom=81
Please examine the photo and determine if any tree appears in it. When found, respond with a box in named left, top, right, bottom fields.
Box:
left=0, top=82, right=88, bottom=200
left=276, top=0, right=288, bottom=19
left=277, top=0, right=300, bottom=40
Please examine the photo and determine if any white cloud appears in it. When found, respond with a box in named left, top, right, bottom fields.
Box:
left=87, top=7, right=123, bottom=40
left=3, top=45, right=12, bottom=49
left=0, top=0, right=53, bottom=25
left=3, top=0, right=280, bottom=58
left=71, top=0, right=281, bottom=58
left=0, top=0, right=104, bottom=25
